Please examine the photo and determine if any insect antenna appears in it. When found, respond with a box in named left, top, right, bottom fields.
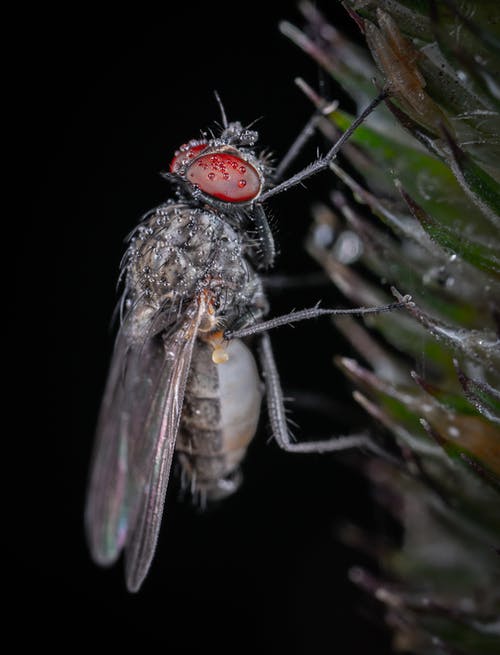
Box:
left=214, top=90, right=229, bottom=129
left=245, top=115, right=264, bottom=131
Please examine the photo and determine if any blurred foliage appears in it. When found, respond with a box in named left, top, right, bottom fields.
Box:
left=282, top=1, right=500, bottom=652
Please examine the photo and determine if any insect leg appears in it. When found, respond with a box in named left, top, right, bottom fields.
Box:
left=258, top=332, right=370, bottom=453
left=225, top=291, right=413, bottom=340
left=272, top=88, right=338, bottom=183
left=260, top=90, right=388, bottom=203
left=252, top=203, right=276, bottom=269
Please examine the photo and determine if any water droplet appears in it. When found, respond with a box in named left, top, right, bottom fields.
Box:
left=313, top=223, right=334, bottom=248
left=237, top=179, right=246, bottom=188
left=333, top=230, right=363, bottom=264
left=208, top=172, right=215, bottom=180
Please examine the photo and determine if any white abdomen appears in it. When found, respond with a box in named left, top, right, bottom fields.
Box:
left=177, top=338, right=262, bottom=500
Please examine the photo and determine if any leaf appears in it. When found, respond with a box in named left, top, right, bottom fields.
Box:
left=398, top=183, right=500, bottom=277
left=329, top=108, right=500, bottom=242
left=421, top=418, right=500, bottom=488
left=330, top=190, right=494, bottom=327
left=279, top=8, right=377, bottom=107
left=441, top=125, right=500, bottom=230
left=393, top=290, right=500, bottom=369
left=411, top=371, right=479, bottom=416
left=329, top=164, right=500, bottom=318
left=454, top=359, right=500, bottom=425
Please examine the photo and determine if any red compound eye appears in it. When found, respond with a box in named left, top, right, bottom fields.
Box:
left=186, top=152, right=261, bottom=202
left=169, top=143, right=207, bottom=173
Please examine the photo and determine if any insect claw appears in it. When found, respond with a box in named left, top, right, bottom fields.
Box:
left=390, top=286, right=414, bottom=307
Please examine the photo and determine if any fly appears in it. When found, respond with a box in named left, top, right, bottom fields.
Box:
left=85, top=89, right=412, bottom=592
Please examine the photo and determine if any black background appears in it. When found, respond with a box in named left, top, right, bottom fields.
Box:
left=18, top=2, right=394, bottom=652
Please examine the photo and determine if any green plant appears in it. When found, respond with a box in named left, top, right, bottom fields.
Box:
left=282, top=2, right=500, bottom=652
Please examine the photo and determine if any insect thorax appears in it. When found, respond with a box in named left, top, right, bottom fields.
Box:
left=123, top=202, right=268, bottom=332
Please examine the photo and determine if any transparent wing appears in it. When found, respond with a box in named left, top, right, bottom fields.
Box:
left=85, top=319, right=165, bottom=566
left=123, top=301, right=203, bottom=592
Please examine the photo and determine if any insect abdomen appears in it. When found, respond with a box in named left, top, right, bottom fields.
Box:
left=177, top=338, right=262, bottom=501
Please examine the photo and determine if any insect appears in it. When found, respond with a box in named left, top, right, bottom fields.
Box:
left=85, top=89, right=411, bottom=592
